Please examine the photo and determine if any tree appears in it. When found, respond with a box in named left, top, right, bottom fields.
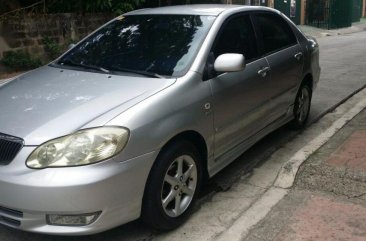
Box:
left=0, top=0, right=146, bottom=15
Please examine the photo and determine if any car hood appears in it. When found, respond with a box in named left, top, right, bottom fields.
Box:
left=0, top=66, right=176, bottom=145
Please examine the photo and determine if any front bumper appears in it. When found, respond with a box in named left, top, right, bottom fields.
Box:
left=0, top=147, right=157, bottom=235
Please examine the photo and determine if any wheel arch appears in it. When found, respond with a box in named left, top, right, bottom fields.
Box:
left=157, top=130, right=209, bottom=181
left=301, top=73, right=313, bottom=90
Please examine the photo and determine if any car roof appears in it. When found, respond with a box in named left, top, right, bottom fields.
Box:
left=125, top=4, right=274, bottom=16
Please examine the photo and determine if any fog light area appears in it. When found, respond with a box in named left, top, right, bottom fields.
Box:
left=47, top=212, right=101, bottom=226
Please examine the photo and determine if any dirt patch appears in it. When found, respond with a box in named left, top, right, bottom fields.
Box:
left=0, top=71, right=24, bottom=80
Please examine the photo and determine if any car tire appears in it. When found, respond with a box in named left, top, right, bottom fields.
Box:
left=289, top=83, right=312, bottom=130
left=142, top=140, right=202, bottom=231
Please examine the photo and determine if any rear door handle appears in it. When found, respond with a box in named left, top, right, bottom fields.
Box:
left=257, top=66, right=271, bottom=77
left=294, top=52, right=303, bottom=60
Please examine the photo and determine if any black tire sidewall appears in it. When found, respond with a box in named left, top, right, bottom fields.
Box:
left=291, top=84, right=312, bottom=129
left=142, top=140, right=202, bottom=230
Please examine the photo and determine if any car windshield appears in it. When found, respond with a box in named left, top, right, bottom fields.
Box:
left=56, top=14, right=216, bottom=78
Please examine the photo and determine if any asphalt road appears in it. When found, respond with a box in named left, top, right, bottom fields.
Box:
left=310, top=31, right=366, bottom=122
left=1, top=31, right=366, bottom=241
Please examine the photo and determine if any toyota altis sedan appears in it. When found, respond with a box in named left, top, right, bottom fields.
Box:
left=0, top=5, right=320, bottom=235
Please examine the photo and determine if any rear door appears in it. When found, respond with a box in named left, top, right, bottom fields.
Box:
left=253, top=12, right=304, bottom=121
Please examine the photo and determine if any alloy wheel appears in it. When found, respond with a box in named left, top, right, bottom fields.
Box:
left=161, top=155, right=197, bottom=217
left=296, top=86, right=310, bottom=123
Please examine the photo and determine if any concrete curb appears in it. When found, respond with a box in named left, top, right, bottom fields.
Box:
left=215, top=187, right=288, bottom=241
left=0, top=79, right=11, bottom=87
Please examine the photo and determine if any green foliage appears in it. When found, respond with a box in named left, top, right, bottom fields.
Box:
left=111, top=0, right=145, bottom=15
left=1, top=1, right=146, bottom=16
left=42, top=36, right=62, bottom=59
left=84, top=0, right=113, bottom=12
left=45, top=0, right=145, bottom=15
left=1, top=51, right=42, bottom=70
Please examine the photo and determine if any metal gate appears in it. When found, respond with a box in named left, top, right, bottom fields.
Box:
left=274, top=0, right=301, bottom=25
left=352, top=0, right=362, bottom=22
left=232, top=0, right=268, bottom=6
left=306, top=0, right=353, bottom=29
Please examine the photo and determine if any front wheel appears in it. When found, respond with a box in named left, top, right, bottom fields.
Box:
left=142, top=141, right=202, bottom=230
left=289, top=84, right=312, bottom=129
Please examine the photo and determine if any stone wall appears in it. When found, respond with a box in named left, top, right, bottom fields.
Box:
left=0, top=13, right=113, bottom=60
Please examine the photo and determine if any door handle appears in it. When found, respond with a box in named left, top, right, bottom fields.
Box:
left=294, top=52, right=303, bottom=61
left=257, top=66, right=271, bottom=77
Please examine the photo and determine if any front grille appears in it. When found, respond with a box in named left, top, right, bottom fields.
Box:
left=0, top=206, right=23, bottom=218
left=0, top=133, right=23, bottom=165
left=0, top=215, right=21, bottom=227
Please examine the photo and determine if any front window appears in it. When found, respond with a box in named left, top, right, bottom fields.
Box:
left=56, top=15, right=216, bottom=78
left=212, top=14, right=259, bottom=62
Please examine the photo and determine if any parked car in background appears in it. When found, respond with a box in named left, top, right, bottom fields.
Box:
left=0, top=4, right=320, bottom=235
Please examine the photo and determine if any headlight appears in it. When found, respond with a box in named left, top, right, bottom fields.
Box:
left=26, top=127, right=129, bottom=169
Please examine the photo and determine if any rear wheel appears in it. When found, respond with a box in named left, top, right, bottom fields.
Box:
left=142, top=141, right=202, bottom=230
left=289, top=84, right=312, bottom=129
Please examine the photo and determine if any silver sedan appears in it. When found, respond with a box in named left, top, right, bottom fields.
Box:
left=0, top=4, right=320, bottom=235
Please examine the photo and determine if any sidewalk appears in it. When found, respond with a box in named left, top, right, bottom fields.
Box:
left=299, top=19, right=366, bottom=38
left=243, top=100, right=366, bottom=240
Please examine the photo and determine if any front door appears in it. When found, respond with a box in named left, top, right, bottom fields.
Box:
left=208, top=14, right=273, bottom=160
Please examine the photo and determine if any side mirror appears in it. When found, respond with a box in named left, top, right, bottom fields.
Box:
left=68, top=43, right=76, bottom=50
left=214, top=53, right=246, bottom=72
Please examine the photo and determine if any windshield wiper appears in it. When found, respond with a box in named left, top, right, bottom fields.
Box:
left=57, top=59, right=110, bottom=73
left=109, top=66, right=165, bottom=79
